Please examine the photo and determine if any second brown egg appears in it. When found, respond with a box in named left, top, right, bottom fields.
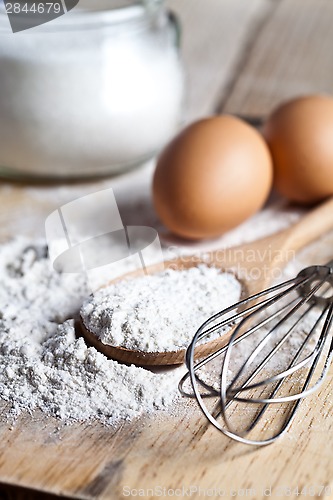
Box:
left=263, top=94, right=333, bottom=205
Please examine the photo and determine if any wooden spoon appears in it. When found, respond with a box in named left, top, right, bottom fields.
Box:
left=80, top=197, right=333, bottom=366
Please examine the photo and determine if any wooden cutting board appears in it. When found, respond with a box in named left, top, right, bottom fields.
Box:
left=0, top=188, right=332, bottom=500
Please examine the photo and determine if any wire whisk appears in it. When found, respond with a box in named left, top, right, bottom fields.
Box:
left=179, top=261, right=333, bottom=446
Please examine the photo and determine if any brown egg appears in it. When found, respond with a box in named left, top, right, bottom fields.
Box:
left=153, top=115, right=273, bottom=240
left=264, top=94, right=333, bottom=205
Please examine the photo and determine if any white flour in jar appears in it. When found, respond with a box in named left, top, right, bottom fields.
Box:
left=81, top=265, right=242, bottom=352
left=0, top=3, right=183, bottom=177
left=0, top=238, right=239, bottom=423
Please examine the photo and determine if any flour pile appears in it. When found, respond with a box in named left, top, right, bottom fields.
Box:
left=0, top=238, right=242, bottom=424
left=0, top=238, right=180, bottom=423
left=81, top=266, right=242, bottom=352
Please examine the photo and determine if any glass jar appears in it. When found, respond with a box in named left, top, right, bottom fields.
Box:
left=0, top=0, right=183, bottom=179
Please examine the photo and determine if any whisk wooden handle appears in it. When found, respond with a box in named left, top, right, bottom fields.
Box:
left=283, top=196, right=333, bottom=256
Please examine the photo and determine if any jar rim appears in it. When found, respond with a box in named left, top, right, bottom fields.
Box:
left=0, top=1, right=164, bottom=34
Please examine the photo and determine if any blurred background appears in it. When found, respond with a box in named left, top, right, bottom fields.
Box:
left=1, top=0, right=332, bottom=242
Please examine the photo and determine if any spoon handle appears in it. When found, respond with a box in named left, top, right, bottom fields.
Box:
left=282, top=196, right=333, bottom=256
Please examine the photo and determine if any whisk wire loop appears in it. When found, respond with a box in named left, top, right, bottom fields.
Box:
left=225, top=304, right=331, bottom=403
left=181, top=263, right=333, bottom=446
left=225, top=277, right=329, bottom=396
left=183, top=273, right=315, bottom=382
left=180, top=271, right=317, bottom=399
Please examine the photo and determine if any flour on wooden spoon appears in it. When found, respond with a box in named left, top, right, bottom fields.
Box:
left=81, top=266, right=241, bottom=352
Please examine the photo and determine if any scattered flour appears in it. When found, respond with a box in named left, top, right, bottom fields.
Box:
left=81, top=265, right=242, bottom=352
left=0, top=238, right=181, bottom=423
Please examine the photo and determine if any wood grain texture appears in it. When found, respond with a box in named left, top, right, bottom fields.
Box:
left=222, top=0, right=333, bottom=118
left=167, top=0, right=269, bottom=122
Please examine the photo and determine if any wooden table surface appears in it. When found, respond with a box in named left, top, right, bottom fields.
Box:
left=1, top=1, right=333, bottom=498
